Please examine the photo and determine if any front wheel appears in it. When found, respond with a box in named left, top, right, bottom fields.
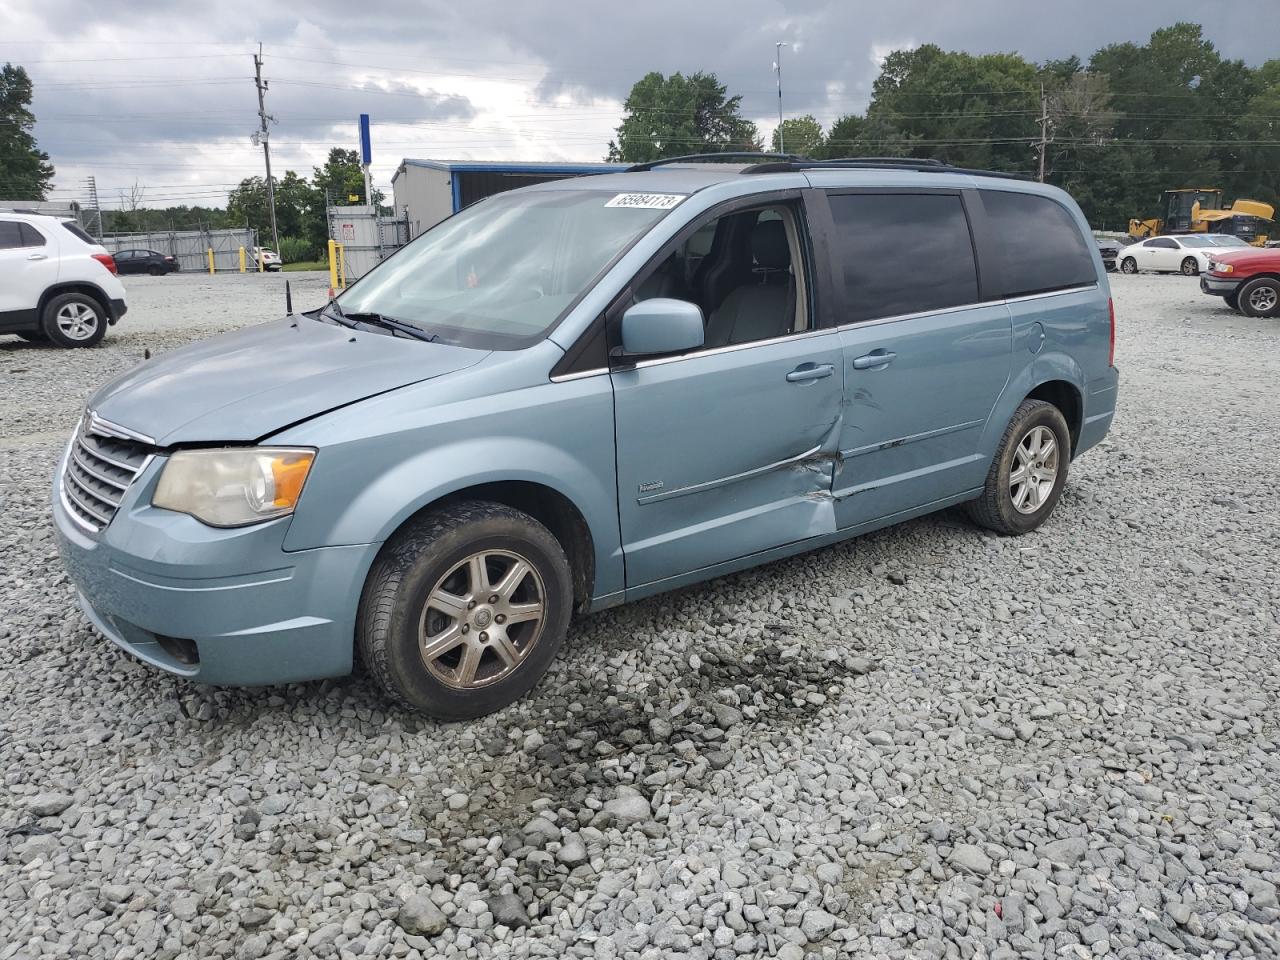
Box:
left=358, top=501, right=573, bottom=719
left=1226, top=290, right=1241, bottom=312
left=1121, top=257, right=1138, bottom=274
left=1238, top=277, right=1280, bottom=318
left=967, top=400, right=1070, bottom=536
left=1181, top=257, right=1199, bottom=277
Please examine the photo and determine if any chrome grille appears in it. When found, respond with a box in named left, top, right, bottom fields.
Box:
left=60, top=413, right=155, bottom=533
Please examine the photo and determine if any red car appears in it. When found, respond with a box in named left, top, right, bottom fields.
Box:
left=1200, top=248, right=1280, bottom=317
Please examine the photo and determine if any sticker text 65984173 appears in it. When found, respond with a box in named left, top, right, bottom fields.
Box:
left=604, top=193, right=687, bottom=210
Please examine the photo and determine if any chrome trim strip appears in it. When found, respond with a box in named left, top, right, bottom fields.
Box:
left=839, top=418, right=985, bottom=459
left=70, top=446, right=129, bottom=491
left=549, top=368, right=609, bottom=383
left=87, top=411, right=156, bottom=446
left=67, top=471, right=120, bottom=511
left=637, top=443, right=823, bottom=505
left=630, top=326, right=834, bottom=370
left=59, top=481, right=100, bottom=533
left=1002, top=283, right=1098, bottom=305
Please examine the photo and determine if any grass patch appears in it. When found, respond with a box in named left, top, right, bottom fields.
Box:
left=281, top=260, right=328, bottom=272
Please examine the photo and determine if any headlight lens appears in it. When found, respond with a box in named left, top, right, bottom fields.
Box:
left=153, top=447, right=315, bottom=527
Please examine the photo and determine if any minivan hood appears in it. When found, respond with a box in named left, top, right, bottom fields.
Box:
left=90, top=316, right=488, bottom=445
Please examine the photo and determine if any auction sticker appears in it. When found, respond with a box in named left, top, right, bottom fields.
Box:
left=605, top=193, right=687, bottom=209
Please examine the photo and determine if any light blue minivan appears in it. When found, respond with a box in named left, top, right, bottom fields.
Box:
left=54, top=156, right=1119, bottom=718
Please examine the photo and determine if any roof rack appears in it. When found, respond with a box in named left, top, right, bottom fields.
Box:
left=742, top=157, right=1032, bottom=181
left=626, top=152, right=806, bottom=172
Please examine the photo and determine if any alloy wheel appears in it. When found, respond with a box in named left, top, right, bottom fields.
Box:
left=55, top=302, right=101, bottom=341
left=1009, top=425, right=1059, bottom=515
left=418, top=549, right=546, bottom=689
left=1248, top=285, right=1278, bottom=314
left=1121, top=258, right=1137, bottom=274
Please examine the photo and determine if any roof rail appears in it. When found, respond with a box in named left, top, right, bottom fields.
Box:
left=627, top=152, right=806, bottom=172
left=742, top=157, right=1032, bottom=181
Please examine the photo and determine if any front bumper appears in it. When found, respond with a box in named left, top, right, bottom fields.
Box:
left=1200, top=275, right=1241, bottom=297
left=52, top=452, right=378, bottom=686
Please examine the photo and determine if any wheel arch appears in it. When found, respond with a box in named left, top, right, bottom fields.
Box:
left=1025, top=379, right=1083, bottom=454
left=38, top=282, right=111, bottom=319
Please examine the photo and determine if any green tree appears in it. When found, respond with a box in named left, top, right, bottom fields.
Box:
left=0, top=63, right=55, bottom=199
left=607, top=71, right=761, bottom=163
left=814, top=114, right=917, bottom=159
left=312, top=148, right=382, bottom=206
left=770, top=115, right=825, bottom=156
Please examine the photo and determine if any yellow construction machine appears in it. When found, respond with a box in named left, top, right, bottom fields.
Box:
left=1128, top=188, right=1274, bottom=246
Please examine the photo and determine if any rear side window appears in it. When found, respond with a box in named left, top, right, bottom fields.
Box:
left=0, top=221, right=45, bottom=249
left=60, top=221, right=96, bottom=244
left=827, top=193, right=978, bottom=323
left=981, top=191, right=1096, bottom=297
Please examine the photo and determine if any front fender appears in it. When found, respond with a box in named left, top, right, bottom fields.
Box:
left=276, top=362, right=624, bottom=599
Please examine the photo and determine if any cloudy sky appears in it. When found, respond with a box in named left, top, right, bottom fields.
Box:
left=4, top=1, right=1278, bottom=209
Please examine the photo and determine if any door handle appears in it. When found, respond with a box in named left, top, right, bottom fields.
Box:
left=786, top=362, right=835, bottom=383
left=852, top=350, right=897, bottom=370
left=26, top=253, right=48, bottom=261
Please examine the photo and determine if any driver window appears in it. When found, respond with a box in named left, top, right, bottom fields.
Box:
left=633, top=203, right=810, bottom=351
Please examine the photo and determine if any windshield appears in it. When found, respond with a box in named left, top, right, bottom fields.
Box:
left=336, top=188, right=681, bottom=349
left=1208, top=236, right=1248, bottom=247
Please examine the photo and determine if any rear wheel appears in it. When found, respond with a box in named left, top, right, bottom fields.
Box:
left=358, top=501, right=573, bottom=719
left=1121, top=257, right=1138, bottom=274
left=1180, top=257, right=1199, bottom=277
left=41, top=293, right=106, bottom=348
left=967, top=400, right=1070, bottom=536
left=149, top=265, right=165, bottom=276
left=1238, top=277, right=1280, bottom=318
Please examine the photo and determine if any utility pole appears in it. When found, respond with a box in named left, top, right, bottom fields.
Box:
left=1037, top=82, right=1050, bottom=183
left=253, top=45, right=280, bottom=255
left=774, top=42, right=789, bottom=153
left=83, top=176, right=102, bottom=238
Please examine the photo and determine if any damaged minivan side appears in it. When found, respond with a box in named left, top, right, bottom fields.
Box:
left=53, top=157, right=1119, bottom=719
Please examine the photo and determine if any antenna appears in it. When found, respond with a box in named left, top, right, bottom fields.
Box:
left=285, top=280, right=293, bottom=316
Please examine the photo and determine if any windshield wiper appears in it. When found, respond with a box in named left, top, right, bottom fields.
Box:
left=323, top=302, right=437, bottom=342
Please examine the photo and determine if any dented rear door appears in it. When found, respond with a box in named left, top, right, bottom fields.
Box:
left=611, top=331, right=843, bottom=588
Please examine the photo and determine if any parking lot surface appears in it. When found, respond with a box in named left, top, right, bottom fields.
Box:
left=1, top=271, right=1278, bottom=959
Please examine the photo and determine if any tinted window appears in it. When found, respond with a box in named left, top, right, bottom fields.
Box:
left=828, top=193, right=978, bottom=322
left=19, top=223, right=46, bottom=246
left=981, top=191, right=1096, bottom=296
left=60, top=221, right=96, bottom=244
left=0, top=221, right=22, bottom=249
left=1151, top=238, right=1177, bottom=249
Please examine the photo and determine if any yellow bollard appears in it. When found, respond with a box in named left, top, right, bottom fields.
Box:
left=207, top=248, right=215, bottom=274
left=328, top=240, right=338, bottom=293
left=238, top=247, right=246, bottom=273
left=258, top=247, right=264, bottom=273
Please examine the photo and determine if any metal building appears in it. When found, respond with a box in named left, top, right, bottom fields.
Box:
left=391, top=160, right=627, bottom=238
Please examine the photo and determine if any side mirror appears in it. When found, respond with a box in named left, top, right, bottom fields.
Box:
left=620, top=298, right=705, bottom=356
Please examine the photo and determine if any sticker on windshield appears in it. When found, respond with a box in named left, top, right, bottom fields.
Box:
left=605, top=192, right=687, bottom=210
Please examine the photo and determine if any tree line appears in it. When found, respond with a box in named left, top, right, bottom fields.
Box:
left=607, top=23, right=1280, bottom=231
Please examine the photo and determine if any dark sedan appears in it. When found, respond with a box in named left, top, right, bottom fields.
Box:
left=1095, top=237, right=1121, bottom=272
left=113, top=249, right=180, bottom=276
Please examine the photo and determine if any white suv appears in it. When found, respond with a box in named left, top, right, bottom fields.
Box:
left=0, top=212, right=128, bottom=347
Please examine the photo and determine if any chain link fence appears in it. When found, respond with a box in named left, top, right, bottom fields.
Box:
left=100, top=228, right=258, bottom=273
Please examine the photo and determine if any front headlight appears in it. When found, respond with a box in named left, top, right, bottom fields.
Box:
left=153, top=447, right=315, bottom=527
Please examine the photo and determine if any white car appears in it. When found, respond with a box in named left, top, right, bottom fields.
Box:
left=1117, top=234, right=1223, bottom=277
left=0, top=212, right=127, bottom=347
left=252, top=246, right=282, bottom=271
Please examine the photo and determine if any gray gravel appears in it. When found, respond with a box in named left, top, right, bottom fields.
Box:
left=2, top=270, right=1278, bottom=959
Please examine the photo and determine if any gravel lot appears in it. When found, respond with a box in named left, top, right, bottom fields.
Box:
left=1, top=271, right=1278, bottom=960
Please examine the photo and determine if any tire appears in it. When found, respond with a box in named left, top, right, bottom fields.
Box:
left=1180, top=257, right=1199, bottom=277
left=966, top=399, right=1071, bottom=536
left=17, top=330, right=48, bottom=343
left=41, top=292, right=106, bottom=348
left=1237, top=277, right=1280, bottom=318
left=1121, top=257, right=1138, bottom=274
left=1225, top=290, right=1241, bottom=312
left=357, top=500, right=573, bottom=719
left=149, top=265, right=165, bottom=276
